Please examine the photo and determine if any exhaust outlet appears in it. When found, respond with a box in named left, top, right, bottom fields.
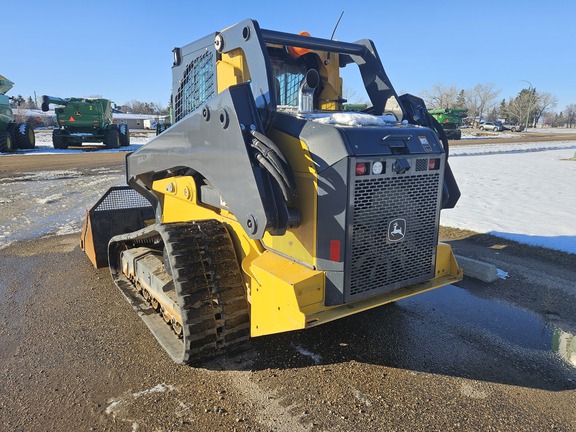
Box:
left=298, top=69, right=319, bottom=113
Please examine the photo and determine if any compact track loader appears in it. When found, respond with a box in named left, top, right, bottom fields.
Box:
left=81, top=19, right=462, bottom=364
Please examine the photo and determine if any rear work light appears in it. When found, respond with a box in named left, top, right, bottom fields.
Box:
left=372, top=161, right=384, bottom=175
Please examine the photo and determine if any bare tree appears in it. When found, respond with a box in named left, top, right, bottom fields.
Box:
left=122, top=99, right=168, bottom=115
left=466, top=83, right=500, bottom=125
left=504, top=95, right=526, bottom=124
left=342, top=86, right=363, bottom=104
left=565, top=104, right=576, bottom=128
left=421, top=83, right=460, bottom=109
left=532, top=92, right=557, bottom=127
left=503, top=89, right=533, bottom=126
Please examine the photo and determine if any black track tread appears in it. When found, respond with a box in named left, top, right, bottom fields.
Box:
left=109, top=220, right=250, bottom=365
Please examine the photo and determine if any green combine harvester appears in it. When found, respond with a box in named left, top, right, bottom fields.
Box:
left=41, top=96, right=130, bottom=149
left=0, top=75, right=36, bottom=152
left=428, top=108, right=468, bottom=140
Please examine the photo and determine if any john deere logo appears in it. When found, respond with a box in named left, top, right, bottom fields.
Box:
left=388, top=218, right=406, bottom=242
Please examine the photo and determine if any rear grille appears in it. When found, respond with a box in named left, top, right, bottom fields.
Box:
left=92, top=187, right=152, bottom=212
left=347, top=171, right=440, bottom=300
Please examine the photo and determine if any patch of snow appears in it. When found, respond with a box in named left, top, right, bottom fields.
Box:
left=293, top=344, right=322, bottom=364
left=132, top=383, right=176, bottom=398
left=307, top=112, right=397, bottom=127
left=1, top=130, right=152, bottom=157
left=105, top=399, right=122, bottom=415
left=442, top=143, right=576, bottom=254
left=54, top=223, right=81, bottom=236
left=36, top=193, right=63, bottom=204
left=451, top=141, right=576, bottom=157
left=460, top=382, right=488, bottom=399
left=1, top=170, right=83, bottom=183
left=461, top=131, right=520, bottom=140
left=527, top=128, right=576, bottom=134
left=105, top=383, right=177, bottom=418
left=352, top=389, right=372, bottom=406
left=0, top=170, right=125, bottom=249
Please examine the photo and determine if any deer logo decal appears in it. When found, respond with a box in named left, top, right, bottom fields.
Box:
left=388, top=218, right=406, bottom=242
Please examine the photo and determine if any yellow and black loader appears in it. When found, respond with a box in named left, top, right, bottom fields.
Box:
left=81, top=19, right=462, bottom=364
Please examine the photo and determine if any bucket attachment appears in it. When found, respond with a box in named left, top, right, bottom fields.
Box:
left=80, top=186, right=155, bottom=268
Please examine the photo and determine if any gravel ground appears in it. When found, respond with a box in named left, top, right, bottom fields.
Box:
left=1, top=232, right=575, bottom=431
left=0, top=132, right=575, bottom=431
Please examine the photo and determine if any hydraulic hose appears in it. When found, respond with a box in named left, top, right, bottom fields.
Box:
left=250, top=131, right=297, bottom=204
left=255, top=153, right=293, bottom=204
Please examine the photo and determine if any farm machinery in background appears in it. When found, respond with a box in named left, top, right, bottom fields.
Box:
left=0, top=75, right=36, bottom=152
left=41, top=96, right=130, bottom=149
left=80, top=19, right=462, bottom=365
left=428, top=108, right=468, bottom=140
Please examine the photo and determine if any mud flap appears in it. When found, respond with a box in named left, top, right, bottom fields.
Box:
left=80, top=186, right=155, bottom=268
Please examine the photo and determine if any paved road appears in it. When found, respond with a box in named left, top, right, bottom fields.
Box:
left=1, top=139, right=575, bottom=431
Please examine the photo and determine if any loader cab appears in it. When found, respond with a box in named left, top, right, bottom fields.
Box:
left=266, top=45, right=372, bottom=114
left=196, top=22, right=404, bottom=129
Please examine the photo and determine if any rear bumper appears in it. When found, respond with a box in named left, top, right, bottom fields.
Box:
left=249, top=242, right=462, bottom=336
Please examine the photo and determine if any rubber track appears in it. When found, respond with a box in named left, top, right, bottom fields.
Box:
left=109, top=220, right=250, bottom=365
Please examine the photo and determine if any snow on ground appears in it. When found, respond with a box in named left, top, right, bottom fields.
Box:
left=0, top=131, right=156, bottom=248
left=13, top=129, right=152, bottom=155
left=461, top=128, right=576, bottom=141
left=1, top=130, right=575, bottom=254
left=443, top=140, right=576, bottom=254
left=460, top=130, right=520, bottom=140
left=526, top=128, right=576, bottom=134
left=0, top=168, right=125, bottom=249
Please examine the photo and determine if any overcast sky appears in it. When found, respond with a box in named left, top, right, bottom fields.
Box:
left=4, top=0, right=575, bottom=111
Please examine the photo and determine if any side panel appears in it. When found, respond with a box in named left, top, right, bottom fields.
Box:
left=126, top=84, right=281, bottom=239
left=262, top=128, right=318, bottom=266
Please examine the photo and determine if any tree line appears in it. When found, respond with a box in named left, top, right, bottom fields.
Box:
left=11, top=88, right=576, bottom=128
left=420, top=84, right=576, bottom=128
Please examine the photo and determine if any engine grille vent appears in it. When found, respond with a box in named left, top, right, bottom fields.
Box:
left=347, top=171, right=440, bottom=300
left=174, top=51, right=215, bottom=122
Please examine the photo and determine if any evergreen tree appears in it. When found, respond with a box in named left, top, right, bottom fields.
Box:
left=498, top=98, right=508, bottom=120
left=456, top=90, right=466, bottom=108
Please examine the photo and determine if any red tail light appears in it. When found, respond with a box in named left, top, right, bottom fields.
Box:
left=330, top=240, right=341, bottom=262
left=429, top=158, right=440, bottom=170
left=355, top=162, right=369, bottom=176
